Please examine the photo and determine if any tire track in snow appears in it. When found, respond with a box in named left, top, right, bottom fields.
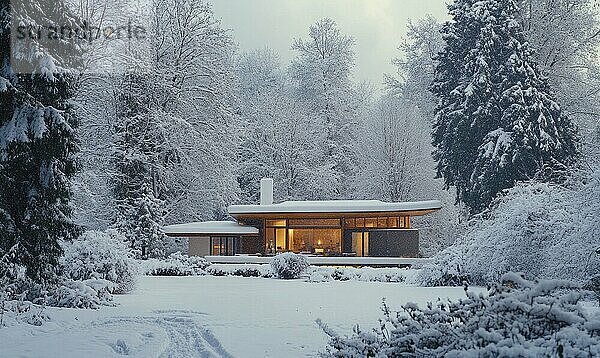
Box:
left=93, top=311, right=233, bottom=358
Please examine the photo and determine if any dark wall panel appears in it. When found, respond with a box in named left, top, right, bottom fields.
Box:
left=239, top=236, right=263, bottom=254
left=368, top=230, right=419, bottom=257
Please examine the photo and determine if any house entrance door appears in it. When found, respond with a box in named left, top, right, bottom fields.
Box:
left=351, top=231, right=369, bottom=256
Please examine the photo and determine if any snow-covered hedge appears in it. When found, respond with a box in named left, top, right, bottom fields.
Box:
left=141, top=252, right=210, bottom=276
left=319, top=273, right=600, bottom=357
left=270, top=252, right=310, bottom=279
left=307, top=267, right=408, bottom=283
left=61, top=230, right=138, bottom=294
left=417, top=168, right=600, bottom=286
left=206, top=264, right=273, bottom=278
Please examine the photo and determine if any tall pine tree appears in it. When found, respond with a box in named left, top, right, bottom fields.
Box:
left=113, top=72, right=166, bottom=259
left=0, top=0, right=82, bottom=283
left=431, top=0, right=578, bottom=214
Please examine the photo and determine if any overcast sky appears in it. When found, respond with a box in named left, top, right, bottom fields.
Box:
left=211, top=0, right=450, bottom=90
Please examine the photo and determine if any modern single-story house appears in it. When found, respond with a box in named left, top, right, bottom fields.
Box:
left=164, top=178, right=441, bottom=258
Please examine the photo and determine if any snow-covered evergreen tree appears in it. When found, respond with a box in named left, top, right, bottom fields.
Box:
left=70, top=0, right=138, bottom=231
left=431, top=0, right=579, bottom=214
left=112, top=71, right=166, bottom=259
left=0, top=0, right=82, bottom=283
left=518, top=0, right=600, bottom=158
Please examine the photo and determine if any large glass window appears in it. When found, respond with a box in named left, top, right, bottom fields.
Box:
left=266, top=219, right=286, bottom=227
left=276, top=228, right=286, bottom=252
left=288, top=228, right=341, bottom=254
left=265, top=217, right=361, bottom=254
left=288, top=219, right=341, bottom=227
left=210, top=236, right=236, bottom=256
left=265, top=227, right=287, bottom=254
left=344, top=216, right=407, bottom=229
left=365, top=218, right=377, bottom=228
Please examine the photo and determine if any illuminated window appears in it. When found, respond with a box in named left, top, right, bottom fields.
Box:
left=388, top=217, right=398, bottom=227
left=356, top=218, right=365, bottom=227
left=265, top=228, right=276, bottom=254
left=288, top=218, right=340, bottom=227
left=365, top=218, right=377, bottom=227
left=288, top=228, right=341, bottom=254
left=266, top=219, right=286, bottom=227
left=210, top=237, right=236, bottom=256
left=377, top=217, right=387, bottom=227
left=275, top=228, right=286, bottom=252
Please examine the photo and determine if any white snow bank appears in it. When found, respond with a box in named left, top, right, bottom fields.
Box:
left=418, top=167, right=600, bottom=286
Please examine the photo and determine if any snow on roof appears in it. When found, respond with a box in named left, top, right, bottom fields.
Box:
left=228, top=199, right=442, bottom=215
left=163, top=221, right=259, bottom=235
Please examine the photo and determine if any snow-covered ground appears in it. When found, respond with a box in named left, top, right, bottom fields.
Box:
left=1, top=276, right=477, bottom=357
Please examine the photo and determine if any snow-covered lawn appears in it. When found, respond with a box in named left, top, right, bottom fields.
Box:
left=1, top=276, right=477, bottom=357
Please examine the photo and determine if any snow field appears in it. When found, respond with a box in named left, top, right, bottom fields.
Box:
left=1, top=276, right=476, bottom=357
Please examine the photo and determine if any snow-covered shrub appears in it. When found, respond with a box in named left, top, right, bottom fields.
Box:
left=46, top=279, right=115, bottom=309
left=61, top=230, right=138, bottom=293
left=307, top=268, right=332, bottom=283
left=417, top=168, right=600, bottom=286
left=1, top=262, right=115, bottom=314
left=206, top=264, right=273, bottom=278
left=584, top=275, right=600, bottom=303
left=142, top=252, right=209, bottom=276
left=1, top=279, right=116, bottom=311
left=307, top=267, right=408, bottom=283
left=0, top=300, right=49, bottom=328
left=415, top=245, right=471, bottom=286
left=320, top=273, right=600, bottom=357
left=270, top=253, right=309, bottom=279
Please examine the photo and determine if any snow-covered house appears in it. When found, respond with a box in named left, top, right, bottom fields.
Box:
left=164, top=179, right=441, bottom=258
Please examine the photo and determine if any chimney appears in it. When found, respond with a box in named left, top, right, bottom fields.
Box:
left=260, top=178, right=273, bottom=205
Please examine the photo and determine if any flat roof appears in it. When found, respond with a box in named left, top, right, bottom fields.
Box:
left=163, top=221, right=259, bottom=236
left=228, top=199, right=442, bottom=216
